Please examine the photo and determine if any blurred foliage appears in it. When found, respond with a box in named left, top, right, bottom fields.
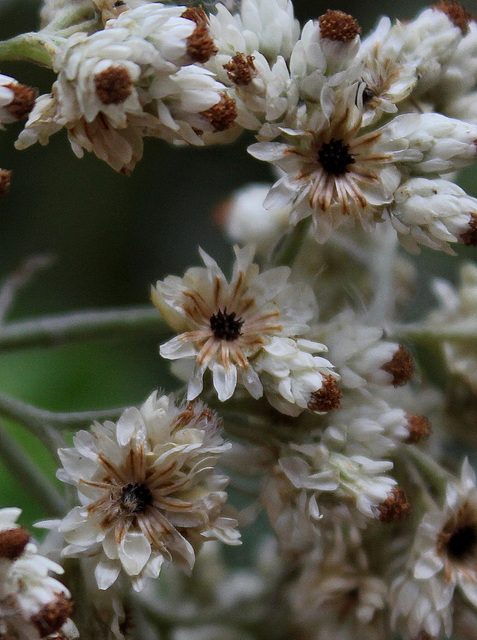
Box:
left=0, top=0, right=476, bottom=527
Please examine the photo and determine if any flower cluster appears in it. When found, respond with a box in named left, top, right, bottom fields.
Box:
left=0, top=508, right=77, bottom=640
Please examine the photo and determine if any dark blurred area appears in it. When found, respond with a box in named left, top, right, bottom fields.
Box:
left=0, top=0, right=476, bottom=522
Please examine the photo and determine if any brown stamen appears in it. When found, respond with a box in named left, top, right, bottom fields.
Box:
left=318, top=10, right=361, bottom=42
left=0, top=168, right=12, bottom=196
left=307, top=375, right=342, bottom=412
left=32, top=593, right=72, bottom=637
left=94, top=66, right=133, bottom=105
left=0, top=527, right=30, bottom=560
left=182, top=7, right=218, bottom=63
left=4, top=83, right=37, bottom=120
left=432, top=0, right=472, bottom=34
left=201, top=94, right=237, bottom=131
left=460, top=213, right=477, bottom=246
left=376, top=487, right=411, bottom=523
left=382, top=345, right=414, bottom=386
left=223, top=53, right=257, bottom=86
left=405, top=414, right=432, bottom=444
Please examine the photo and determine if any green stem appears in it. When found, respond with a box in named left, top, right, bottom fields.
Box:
left=406, top=445, right=452, bottom=497
left=0, top=306, right=169, bottom=352
left=42, top=3, right=98, bottom=35
left=0, top=390, right=126, bottom=433
left=392, top=321, right=477, bottom=342
left=0, top=420, right=66, bottom=516
left=0, top=33, right=59, bottom=67
left=270, top=217, right=311, bottom=268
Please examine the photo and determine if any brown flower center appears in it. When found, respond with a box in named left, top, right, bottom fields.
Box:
left=120, top=482, right=153, bottom=514
left=210, top=307, right=244, bottom=341
left=447, top=523, right=477, bottom=561
left=182, top=7, right=218, bottom=63
left=223, top=53, right=257, bottom=86
left=0, top=527, right=30, bottom=560
left=377, top=486, right=411, bottom=523
left=382, top=345, right=414, bottom=386
left=318, top=138, right=356, bottom=175
left=201, top=94, right=237, bottom=131
left=405, top=414, right=432, bottom=444
left=460, top=213, right=477, bottom=246
left=318, top=10, right=361, bottom=42
left=0, top=168, right=12, bottom=197
left=5, top=82, right=37, bottom=120
left=432, top=0, right=472, bottom=35
left=94, top=66, right=133, bottom=105
left=32, top=593, right=72, bottom=638
left=307, top=375, right=342, bottom=412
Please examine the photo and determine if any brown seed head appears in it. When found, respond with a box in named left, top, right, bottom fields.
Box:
left=405, top=414, right=432, bottom=444
left=377, top=487, right=411, bottom=523
left=318, top=10, right=361, bottom=42
left=307, top=375, right=342, bottom=412
left=94, top=66, right=133, bottom=105
left=382, top=345, right=414, bottom=387
left=4, top=83, right=37, bottom=120
left=32, top=593, right=72, bottom=637
left=201, top=94, right=237, bottom=131
left=460, top=213, right=477, bottom=246
left=182, top=7, right=218, bottom=63
left=432, top=0, right=472, bottom=34
left=0, top=169, right=12, bottom=196
left=0, top=527, right=30, bottom=560
left=223, top=53, right=257, bottom=86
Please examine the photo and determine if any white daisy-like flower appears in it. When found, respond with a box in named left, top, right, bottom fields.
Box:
left=391, top=459, right=477, bottom=639
left=0, top=508, right=77, bottom=640
left=312, top=310, right=414, bottom=391
left=152, top=245, right=326, bottom=403
left=288, top=552, right=388, bottom=640
left=54, top=392, right=239, bottom=591
left=389, top=177, right=477, bottom=254
left=248, top=84, right=412, bottom=242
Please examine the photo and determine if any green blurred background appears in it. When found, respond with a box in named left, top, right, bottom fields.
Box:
left=0, top=0, right=476, bottom=526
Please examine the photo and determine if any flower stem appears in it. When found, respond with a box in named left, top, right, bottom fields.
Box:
left=271, top=217, right=311, bottom=268
left=392, top=321, right=477, bottom=342
left=0, top=33, right=58, bottom=67
left=0, top=420, right=66, bottom=516
left=0, top=306, right=169, bottom=352
left=0, top=390, right=126, bottom=435
left=406, top=445, right=452, bottom=496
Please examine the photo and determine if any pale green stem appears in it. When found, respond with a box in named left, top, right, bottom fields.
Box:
left=270, top=217, right=311, bottom=268
left=0, top=306, right=169, bottom=352
left=392, top=321, right=477, bottom=342
left=406, top=445, right=452, bottom=497
left=42, top=3, right=98, bottom=35
left=0, top=33, right=59, bottom=67
left=0, top=390, right=126, bottom=434
left=367, top=227, right=399, bottom=324
left=0, top=419, right=66, bottom=516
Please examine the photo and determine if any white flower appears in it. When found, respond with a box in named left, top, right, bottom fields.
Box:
left=312, top=310, right=414, bottom=390
left=391, top=459, right=477, bottom=638
left=0, top=509, right=76, bottom=640
left=152, top=245, right=322, bottom=402
left=288, top=551, right=388, bottom=640
left=253, top=336, right=337, bottom=416
left=218, top=182, right=291, bottom=254
left=54, top=392, right=239, bottom=591
left=389, top=177, right=477, bottom=254
left=248, top=84, right=411, bottom=242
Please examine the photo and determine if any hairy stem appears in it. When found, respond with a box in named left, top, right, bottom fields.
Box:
left=0, top=306, right=169, bottom=352
left=0, top=420, right=66, bottom=516
left=0, top=33, right=59, bottom=67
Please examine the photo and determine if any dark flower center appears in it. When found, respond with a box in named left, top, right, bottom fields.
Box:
left=317, top=138, right=356, bottom=175
left=120, top=482, right=153, bottom=514
left=447, top=524, right=477, bottom=561
left=210, top=307, right=244, bottom=341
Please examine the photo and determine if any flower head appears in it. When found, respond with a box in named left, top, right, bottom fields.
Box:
left=152, top=245, right=331, bottom=404
left=55, top=392, right=239, bottom=591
